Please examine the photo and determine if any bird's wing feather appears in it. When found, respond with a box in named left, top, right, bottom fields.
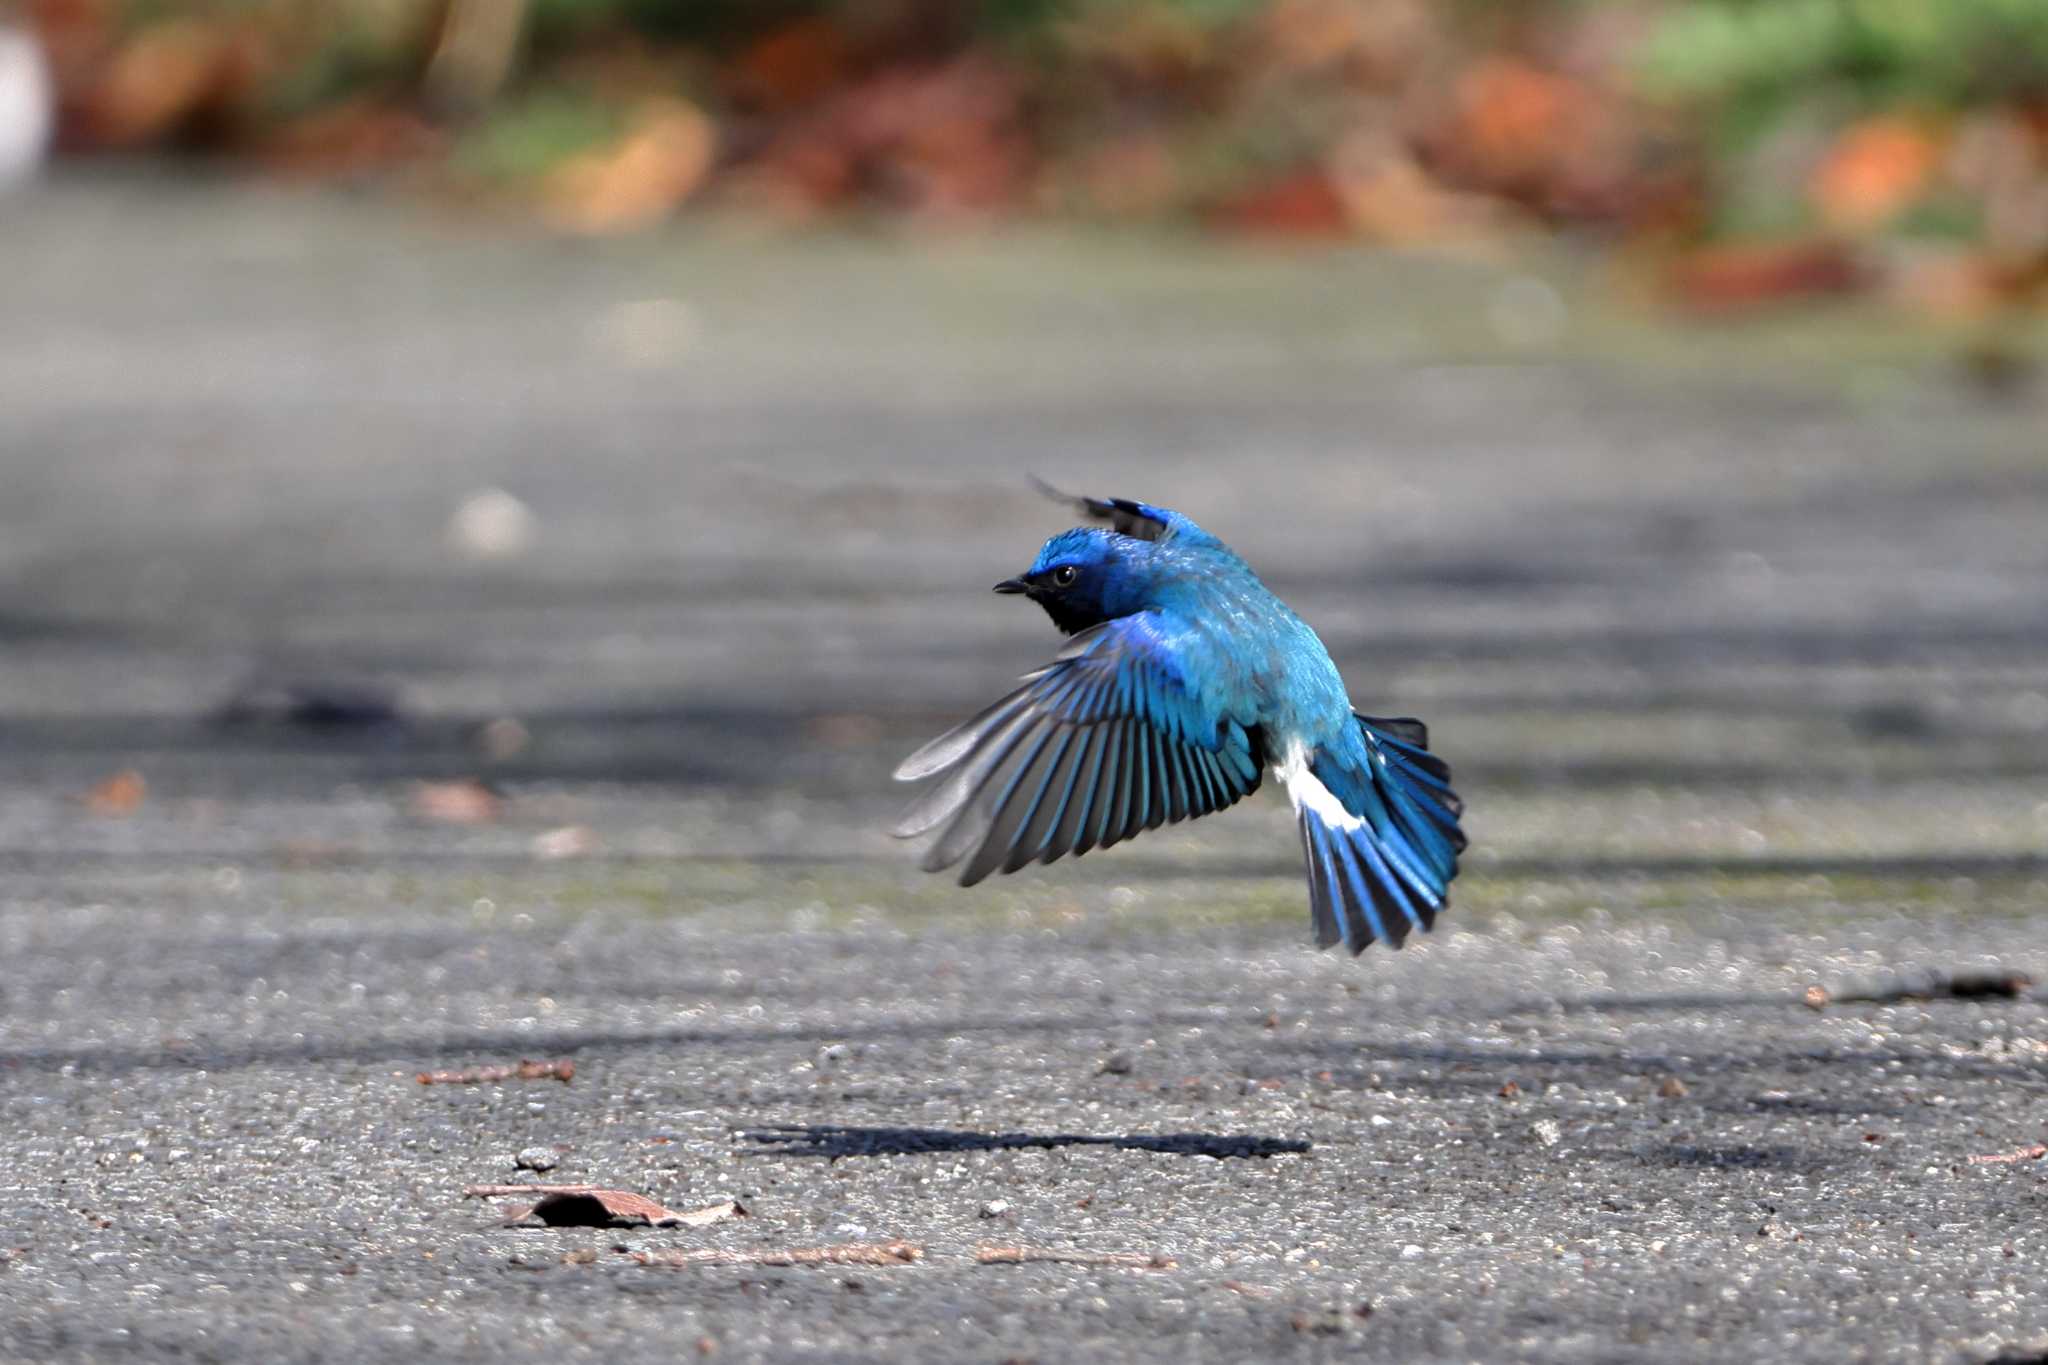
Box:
left=1285, top=716, right=1465, bottom=955
left=894, top=614, right=1261, bottom=885
left=1028, top=477, right=1221, bottom=548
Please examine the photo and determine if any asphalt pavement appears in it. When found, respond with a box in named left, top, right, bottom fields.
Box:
left=0, top=174, right=2045, bottom=1363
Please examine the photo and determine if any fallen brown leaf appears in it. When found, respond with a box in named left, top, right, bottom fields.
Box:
left=409, top=778, right=501, bottom=825
left=260, top=98, right=441, bottom=180
left=975, top=1245, right=1175, bottom=1269
left=1812, top=117, right=1942, bottom=232
left=1670, top=241, right=1865, bottom=313
left=629, top=1240, right=920, bottom=1268
left=1446, top=57, right=1595, bottom=192
left=84, top=769, right=147, bottom=815
left=1211, top=171, right=1350, bottom=238
left=416, top=1058, right=574, bottom=1086
left=501, top=1191, right=748, bottom=1229
left=544, top=97, right=715, bottom=235
left=733, top=15, right=850, bottom=110
left=80, top=19, right=243, bottom=148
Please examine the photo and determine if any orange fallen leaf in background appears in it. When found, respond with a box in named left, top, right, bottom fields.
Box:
left=77, top=18, right=254, bottom=148
left=1812, top=117, right=1942, bottom=232
left=1074, top=134, right=1179, bottom=219
left=1211, top=170, right=1350, bottom=238
left=409, top=777, right=501, bottom=825
left=84, top=769, right=146, bottom=815
left=543, top=97, right=715, bottom=235
left=733, top=15, right=850, bottom=110
left=1326, top=128, right=1499, bottom=244
left=1451, top=57, right=1586, bottom=187
left=1259, top=0, right=1430, bottom=81
left=1669, top=240, right=1865, bottom=313
left=260, top=99, right=440, bottom=180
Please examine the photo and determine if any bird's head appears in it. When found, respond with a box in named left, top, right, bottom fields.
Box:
left=993, top=528, right=1150, bottom=635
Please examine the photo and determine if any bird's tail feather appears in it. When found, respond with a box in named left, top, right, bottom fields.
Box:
left=1291, top=716, right=1465, bottom=956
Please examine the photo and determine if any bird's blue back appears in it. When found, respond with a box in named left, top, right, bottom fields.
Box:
left=1028, top=517, right=1356, bottom=759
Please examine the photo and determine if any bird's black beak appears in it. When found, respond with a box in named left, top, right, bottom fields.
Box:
left=992, top=578, right=1028, bottom=595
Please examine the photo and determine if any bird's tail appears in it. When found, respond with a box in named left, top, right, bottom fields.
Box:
left=1289, top=715, right=1465, bottom=955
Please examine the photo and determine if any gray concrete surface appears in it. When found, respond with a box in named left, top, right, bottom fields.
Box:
left=0, top=173, right=2045, bottom=1362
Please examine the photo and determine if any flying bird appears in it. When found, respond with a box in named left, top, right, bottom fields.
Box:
left=893, top=485, right=1465, bottom=955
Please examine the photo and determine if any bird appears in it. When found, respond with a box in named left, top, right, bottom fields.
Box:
left=892, top=484, right=1465, bottom=955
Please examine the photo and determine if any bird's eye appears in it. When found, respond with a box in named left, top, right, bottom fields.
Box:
left=1051, top=565, right=1079, bottom=588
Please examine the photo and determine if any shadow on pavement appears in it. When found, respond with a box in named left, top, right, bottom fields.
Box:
left=740, top=1123, right=1310, bottom=1159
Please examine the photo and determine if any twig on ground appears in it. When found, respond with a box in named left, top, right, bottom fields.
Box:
left=1805, top=972, right=2033, bottom=1010
left=417, top=1059, right=575, bottom=1085
left=976, top=1245, right=1176, bottom=1269
left=628, top=1241, right=922, bottom=1268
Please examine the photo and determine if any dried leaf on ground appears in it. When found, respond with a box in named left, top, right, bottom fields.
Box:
left=260, top=99, right=440, bottom=180
left=409, top=777, right=501, bottom=825
left=975, top=1245, right=1176, bottom=1269
left=543, top=97, right=715, bottom=235
left=84, top=769, right=146, bottom=815
left=500, top=1191, right=748, bottom=1229
left=732, top=16, right=850, bottom=110
left=416, top=1058, right=574, bottom=1086
left=1812, top=118, right=1942, bottom=232
left=1442, top=57, right=1600, bottom=196
left=1670, top=241, right=1865, bottom=312
left=78, top=19, right=251, bottom=148
left=1210, top=171, right=1349, bottom=238
left=629, top=1240, right=920, bottom=1268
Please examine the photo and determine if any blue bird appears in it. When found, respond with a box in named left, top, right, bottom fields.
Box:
left=893, top=486, right=1465, bottom=955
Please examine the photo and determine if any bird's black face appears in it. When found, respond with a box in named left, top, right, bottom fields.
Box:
left=993, top=561, right=1103, bottom=635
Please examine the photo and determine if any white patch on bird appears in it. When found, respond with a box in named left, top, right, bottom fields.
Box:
left=1273, top=741, right=1363, bottom=832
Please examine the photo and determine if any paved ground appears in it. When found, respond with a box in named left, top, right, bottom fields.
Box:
left=1, top=174, right=2046, bottom=1362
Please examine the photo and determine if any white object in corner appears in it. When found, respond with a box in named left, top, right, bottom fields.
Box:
left=0, top=22, right=54, bottom=188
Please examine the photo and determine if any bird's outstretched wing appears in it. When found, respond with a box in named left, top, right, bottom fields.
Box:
left=1286, top=716, right=1465, bottom=955
left=1028, top=478, right=1222, bottom=549
left=894, top=613, right=1262, bottom=885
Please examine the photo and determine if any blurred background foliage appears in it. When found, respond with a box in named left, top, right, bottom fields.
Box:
left=18, top=0, right=2048, bottom=312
